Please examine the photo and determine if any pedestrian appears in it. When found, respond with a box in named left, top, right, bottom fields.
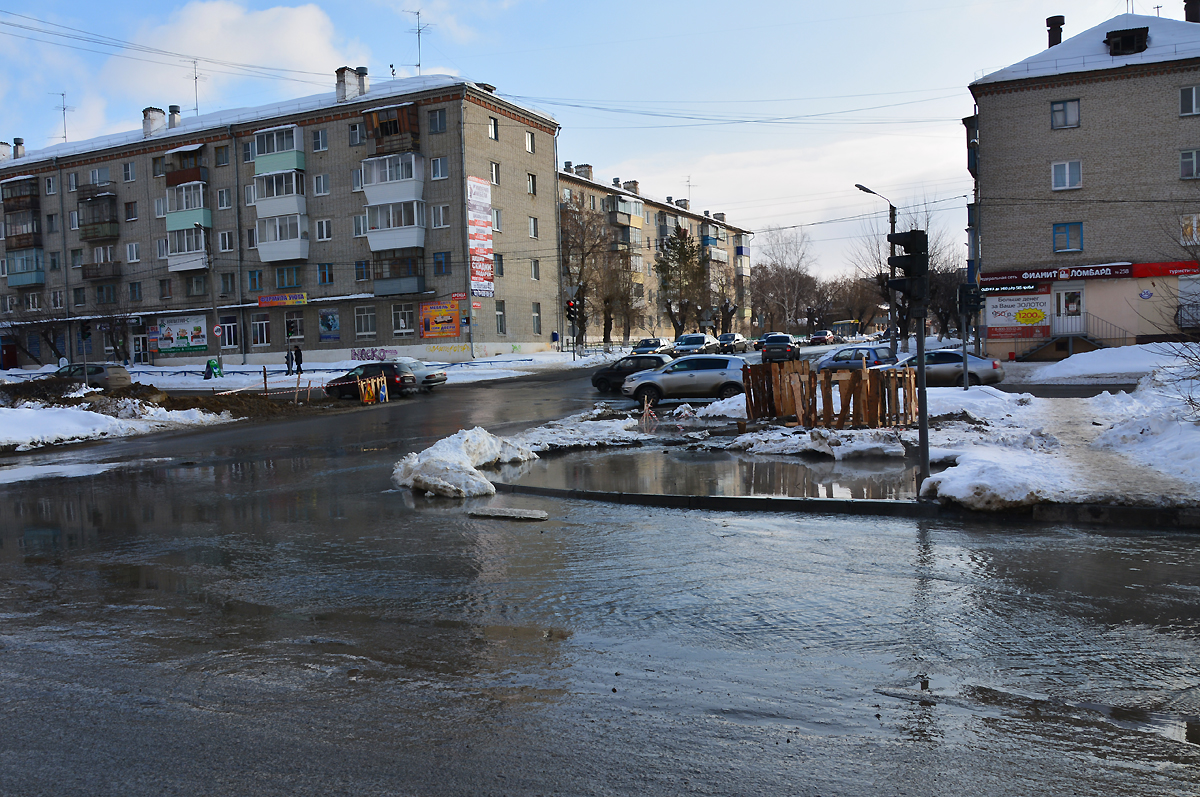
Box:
left=285, top=348, right=294, bottom=376
left=293, top=345, right=303, bottom=375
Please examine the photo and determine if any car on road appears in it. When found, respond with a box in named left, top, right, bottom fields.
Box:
left=717, top=332, right=749, bottom=353
left=815, top=344, right=898, bottom=372
left=50, top=362, right=132, bottom=390
left=760, top=333, right=802, bottom=363
left=388, top=356, right=448, bottom=391
left=325, top=363, right=417, bottom=399
left=621, top=354, right=745, bottom=406
left=591, top=353, right=673, bottom=393
left=808, top=330, right=843, bottom=345
left=671, top=333, right=720, bottom=357
left=631, top=337, right=673, bottom=355
left=874, top=349, right=1005, bottom=386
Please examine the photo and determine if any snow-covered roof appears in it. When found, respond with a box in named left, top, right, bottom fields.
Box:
left=0, top=174, right=35, bottom=184
left=974, top=13, right=1200, bottom=86
left=558, top=168, right=753, bottom=234
left=362, top=103, right=415, bottom=114
left=164, top=142, right=204, bottom=155
left=252, top=123, right=298, bottom=135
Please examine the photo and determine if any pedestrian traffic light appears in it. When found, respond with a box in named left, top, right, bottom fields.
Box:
left=80, top=321, right=92, bottom=340
left=886, top=229, right=928, bottom=302
left=565, top=300, right=577, bottom=322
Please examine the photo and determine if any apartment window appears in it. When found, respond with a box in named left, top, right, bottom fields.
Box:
left=318, top=263, right=334, bottom=284
left=386, top=303, right=414, bottom=337
left=45, top=175, right=56, bottom=195
left=352, top=168, right=363, bottom=191
left=126, top=242, right=140, bottom=262
left=316, top=219, right=332, bottom=241
left=490, top=161, right=500, bottom=185
left=312, top=128, right=328, bottom=151
left=255, top=128, right=296, bottom=155
left=247, top=228, right=257, bottom=248
left=525, top=130, right=535, bottom=153
left=214, top=146, right=229, bottom=167
left=168, top=227, right=205, bottom=255
left=1183, top=150, right=1200, bottom=179
left=123, top=162, right=137, bottom=182
left=125, top=201, right=138, bottom=221
left=433, top=251, right=451, bottom=275
left=74, top=287, right=86, bottom=306
left=245, top=184, right=256, bottom=206
left=93, top=245, right=115, bottom=264
left=21, top=293, right=40, bottom=312
left=276, top=265, right=301, bottom=288
left=1052, top=160, right=1082, bottom=190
left=242, top=141, right=256, bottom=162
left=254, top=171, right=303, bottom=200
left=217, top=188, right=232, bottom=209
left=285, top=310, right=304, bottom=340
left=349, top=123, right=365, bottom=145
left=430, top=157, right=448, bottom=180
left=95, top=284, right=116, bottom=304
left=45, top=213, right=59, bottom=233
left=248, top=270, right=262, bottom=291
left=429, top=108, right=447, bottom=134
left=528, top=216, right=539, bottom=238
left=313, top=174, right=330, bottom=195
left=152, top=157, right=165, bottom=177
left=51, top=290, right=64, bottom=309
left=220, top=273, right=235, bottom=295
left=532, top=302, right=541, bottom=334
left=494, top=253, right=504, bottom=277
left=159, top=278, right=172, bottom=299
left=1053, top=222, right=1083, bottom=252
left=155, top=197, right=167, bottom=218
left=185, top=274, right=207, bottom=297
left=252, top=312, right=270, bottom=345
left=488, top=116, right=499, bottom=140
left=562, top=187, right=572, bottom=202
left=218, top=230, right=235, bottom=252
left=355, top=305, right=376, bottom=337
left=531, top=258, right=540, bottom=280
left=495, top=300, right=506, bottom=334
left=527, top=173, right=537, bottom=195
left=68, top=172, right=78, bottom=191
left=157, top=239, right=168, bottom=259
left=353, top=214, right=368, bottom=237
left=492, top=208, right=502, bottom=232
left=69, top=211, right=79, bottom=230
left=1184, top=87, right=1200, bottom=116
left=1183, top=214, right=1200, bottom=245
left=355, top=260, right=370, bottom=281
left=129, top=281, right=142, bottom=302
left=89, top=167, right=110, bottom=186
left=366, top=201, right=425, bottom=230
left=220, top=315, right=238, bottom=348
left=48, top=251, right=60, bottom=270
left=71, top=249, right=83, bottom=268
left=432, top=204, right=451, bottom=228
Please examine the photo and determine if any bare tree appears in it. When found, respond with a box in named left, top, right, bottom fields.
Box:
left=559, top=197, right=615, bottom=347
left=749, top=226, right=819, bottom=334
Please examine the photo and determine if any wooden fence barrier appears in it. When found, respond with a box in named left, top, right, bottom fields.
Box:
left=355, top=375, right=390, bottom=405
left=743, top=360, right=917, bottom=429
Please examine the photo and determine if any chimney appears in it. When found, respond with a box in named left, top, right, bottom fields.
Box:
left=622, top=180, right=639, bottom=194
left=563, top=161, right=573, bottom=173
left=0, top=142, right=9, bottom=163
left=336, top=66, right=359, bottom=102
left=355, top=66, right=369, bottom=96
left=168, top=105, right=181, bottom=129
left=1047, top=15, right=1065, bottom=47
left=666, top=196, right=673, bottom=204
left=613, top=177, right=620, bottom=187
left=704, top=210, right=711, bottom=217
left=575, top=163, right=592, bottom=180
left=1188, top=1, right=1200, bottom=22
left=713, top=212, right=725, bottom=222
left=675, top=198, right=689, bottom=210
left=143, top=107, right=166, bottom=137
left=12, top=137, right=24, bottom=159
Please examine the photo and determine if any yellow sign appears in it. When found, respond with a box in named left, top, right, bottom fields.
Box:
left=1014, top=307, right=1046, bottom=325
left=258, top=293, right=308, bottom=307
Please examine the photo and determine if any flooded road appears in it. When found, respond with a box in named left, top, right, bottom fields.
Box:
left=1, top=371, right=1198, bottom=795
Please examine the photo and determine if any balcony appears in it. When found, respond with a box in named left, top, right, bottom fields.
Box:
left=165, top=165, right=209, bottom=188
left=77, top=183, right=117, bottom=202
left=258, top=238, right=310, bottom=263
left=374, top=275, right=426, bottom=296
left=361, top=153, right=425, bottom=205
left=254, top=193, right=306, bottom=219
left=80, top=221, right=120, bottom=241
left=254, top=150, right=305, bottom=176
left=167, top=251, right=208, bottom=272
left=609, top=211, right=632, bottom=227
left=366, top=225, right=424, bottom=252
left=165, top=207, right=212, bottom=232
left=6, top=269, right=45, bottom=287
left=4, top=231, right=41, bottom=250
left=82, top=262, right=122, bottom=280
left=365, top=104, right=421, bottom=156
left=0, top=178, right=39, bottom=211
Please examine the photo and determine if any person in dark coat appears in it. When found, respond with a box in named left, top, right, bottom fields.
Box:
left=293, top=345, right=303, bottom=375
left=285, top=348, right=294, bottom=375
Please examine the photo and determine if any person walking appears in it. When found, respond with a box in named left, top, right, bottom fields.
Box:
left=293, top=345, right=303, bottom=375
left=285, top=348, right=294, bottom=376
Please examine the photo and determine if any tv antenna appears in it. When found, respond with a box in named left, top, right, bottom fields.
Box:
left=405, top=9, right=431, bottom=75
left=50, top=92, right=74, bottom=142
left=685, top=175, right=698, bottom=203
left=180, top=59, right=208, bottom=115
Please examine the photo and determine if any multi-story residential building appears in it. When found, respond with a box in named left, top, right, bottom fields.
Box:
left=558, top=162, right=751, bottom=342
left=0, top=70, right=560, bottom=368
left=967, top=8, right=1200, bottom=360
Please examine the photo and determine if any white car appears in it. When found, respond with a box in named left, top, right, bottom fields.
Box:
left=387, top=356, right=448, bottom=391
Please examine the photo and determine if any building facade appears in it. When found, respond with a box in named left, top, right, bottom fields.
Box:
left=0, top=70, right=560, bottom=368
left=968, top=10, right=1200, bottom=360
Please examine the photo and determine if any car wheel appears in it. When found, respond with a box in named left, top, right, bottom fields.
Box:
left=717, top=383, right=742, bottom=400
left=634, top=385, right=662, bottom=407
left=595, top=378, right=611, bottom=393
left=956, top=374, right=981, bottom=387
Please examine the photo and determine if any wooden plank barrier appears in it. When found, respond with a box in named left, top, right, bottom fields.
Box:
left=743, top=362, right=918, bottom=429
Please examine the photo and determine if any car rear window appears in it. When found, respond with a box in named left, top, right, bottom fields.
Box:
left=680, top=335, right=704, bottom=344
left=765, top=334, right=790, bottom=342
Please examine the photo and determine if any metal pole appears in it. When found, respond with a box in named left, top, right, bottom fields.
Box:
left=961, top=311, right=970, bottom=391
left=196, top=223, right=222, bottom=373
left=915, top=307, right=930, bottom=484
left=888, top=204, right=897, bottom=357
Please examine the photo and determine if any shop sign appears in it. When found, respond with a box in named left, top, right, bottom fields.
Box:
left=451, top=292, right=467, bottom=300
left=420, top=300, right=460, bottom=338
left=258, top=293, right=308, bottom=307
left=1130, top=261, right=1200, bottom=278
left=980, top=263, right=1131, bottom=287
left=156, top=315, right=209, bottom=353
left=985, top=288, right=1052, bottom=339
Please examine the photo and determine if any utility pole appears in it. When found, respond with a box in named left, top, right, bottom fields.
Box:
left=195, top=223, right=223, bottom=374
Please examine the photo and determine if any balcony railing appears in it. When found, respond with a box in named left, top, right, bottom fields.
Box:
left=166, top=165, right=209, bottom=188
left=80, top=221, right=120, bottom=241
left=374, top=275, right=426, bottom=296
left=6, top=269, right=45, bottom=288
left=77, top=183, right=114, bottom=201
left=82, top=262, right=122, bottom=280
left=4, top=232, right=41, bottom=249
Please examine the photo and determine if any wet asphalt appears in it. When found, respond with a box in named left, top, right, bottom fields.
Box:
left=1, top=369, right=1198, bottom=796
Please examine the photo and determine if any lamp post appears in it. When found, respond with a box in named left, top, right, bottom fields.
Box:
left=855, top=183, right=898, bottom=357
left=194, top=222, right=223, bottom=374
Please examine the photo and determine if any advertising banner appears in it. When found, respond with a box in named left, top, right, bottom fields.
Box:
left=467, top=176, right=494, bottom=297
left=980, top=264, right=1131, bottom=287
left=147, top=324, right=160, bottom=352
left=258, top=293, right=308, bottom=307
left=985, top=289, right=1052, bottom=339
left=1130, top=261, right=1200, bottom=278
left=318, top=308, right=340, bottom=342
left=420, top=300, right=460, bottom=338
left=157, top=315, right=209, bottom=353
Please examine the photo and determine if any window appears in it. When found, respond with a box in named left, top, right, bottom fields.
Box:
left=129, top=282, right=142, bottom=302
left=168, top=227, right=205, bottom=255
left=355, top=260, right=370, bottom=281
left=488, top=116, right=499, bottom=140
left=45, top=214, right=58, bottom=233
left=392, top=303, right=415, bottom=336
left=73, top=287, right=86, bottom=306
left=426, top=156, right=448, bottom=180
left=220, top=315, right=238, bottom=348
left=527, top=173, right=537, bottom=195
left=252, top=312, right=270, bottom=346
left=361, top=153, right=417, bottom=185
left=312, top=128, right=328, bottom=151
left=285, top=309, right=304, bottom=340
left=218, top=230, right=235, bottom=252
left=71, top=249, right=83, bottom=268
left=247, top=228, right=257, bottom=248
left=429, top=250, right=452, bottom=275
left=428, top=108, right=447, bottom=134
left=366, top=201, right=425, bottom=230
left=217, top=188, right=232, bottom=209
left=352, top=168, right=363, bottom=191
left=155, top=197, right=167, bottom=218
left=126, top=242, right=140, bottom=262
left=45, top=176, right=56, bottom=195
left=69, top=211, right=79, bottom=230
left=349, top=123, right=365, bottom=146
left=152, top=157, right=165, bottom=177
left=89, top=167, right=110, bottom=186
left=48, top=251, right=60, bottom=270
left=186, top=274, right=208, bottom=297
left=353, top=214, right=368, bottom=237
left=242, top=141, right=256, bottom=163
left=123, top=162, right=137, bottom=182
left=313, top=174, right=330, bottom=195
left=318, top=263, right=334, bottom=284
left=157, top=239, right=168, bottom=259
left=254, top=171, right=303, bottom=200
left=255, top=127, right=296, bottom=155
left=1183, top=150, right=1200, bottom=179
left=526, top=130, right=535, bottom=153
left=220, top=273, right=235, bottom=294
left=1051, top=100, right=1077, bottom=130
left=95, top=284, right=116, bottom=304
left=531, top=258, right=540, bottom=280
left=1182, top=214, right=1200, bottom=245
left=316, top=219, right=332, bottom=241
left=67, top=172, right=78, bottom=191
left=432, top=204, right=451, bottom=228
left=495, top=300, right=506, bottom=334
left=93, top=245, right=114, bottom=264
left=1052, top=160, right=1082, bottom=190
left=248, top=270, right=262, bottom=291
left=125, top=201, right=138, bottom=221
left=528, top=216, right=539, bottom=238
left=355, top=305, right=376, bottom=337
left=532, top=301, right=541, bottom=334
left=1184, top=87, right=1200, bottom=116
left=562, top=187, right=572, bottom=201
left=492, top=208, right=502, bottom=232
left=490, top=161, right=500, bottom=185
left=494, top=253, right=504, bottom=276
left=1053, top=222, right=1083, bottom=252
left=245, top=184, right=256, bottom=206
left=276, top=265, right=302, bottom=288
left=214, top=146, right=229, bottom=167
left=51, top=290, right=64, bottom=309
left=159, top=278, right=172, bottom=299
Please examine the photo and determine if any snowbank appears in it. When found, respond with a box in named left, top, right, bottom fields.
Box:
left=0, top=401, right=234, bottom=452
left=697, top=394, right=748, bottom=419
left=392, top=427, right=536, bottom=497
left=1030, top=343, right=1194, bottom=381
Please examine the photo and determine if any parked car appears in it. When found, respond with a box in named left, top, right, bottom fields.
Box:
left=325, top=363, right=417, bottom=398
left=815, top=344, right=898, bottom=372
left=874, top=350, right=1005, bottom=387
left=50, top=362, right=132, bottom=390
left=621, top=354, right=745, bottom=406
left=388, top=356, right=448, bottom=391
left=591, top=353, right=673, bottom=393
left=671, top=333, right=721, bottom=357
left=808, top=330, right=842, bottom=346
left=717, top=332, right=749, bottom=353
left=631, top=337, right=673, bottom=355
left=760, top=333, right=801, bottom=363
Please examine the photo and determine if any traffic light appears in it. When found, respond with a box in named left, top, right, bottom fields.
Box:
left=958, top=284, right=986, bottom=315
left=80, top=321, right=92, bottom=340
left=565, top=300, right=577, bottom=322
left=886, top=229, right=929, bottom=302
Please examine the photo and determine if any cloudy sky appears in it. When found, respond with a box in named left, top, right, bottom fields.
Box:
left=0, top=0, right=1163, bottom=274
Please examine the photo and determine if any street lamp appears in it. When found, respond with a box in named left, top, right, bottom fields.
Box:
left=194, top=222, right=223, bottom=374
left=855, top=183, right=898, bottom=356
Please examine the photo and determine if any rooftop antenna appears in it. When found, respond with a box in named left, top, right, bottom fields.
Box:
left=685, top=175, right=698, bottom=203
left=50, top=92, right=74, bottom=142
left=405, top=9, right=430, bottom=75
left=1155, top=4, right=1162, bottom=14
left=181, top=59, right=207, bottom=115
left=390, top=63, right=396, bottom=78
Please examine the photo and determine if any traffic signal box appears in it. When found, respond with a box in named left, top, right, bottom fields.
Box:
left=886, top=229, right=929, bottom=303
left=565, top=300, right=577, bottom=322
left=958, top=284, right=985, bottom=315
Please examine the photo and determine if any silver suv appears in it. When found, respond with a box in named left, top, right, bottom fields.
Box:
left=621, top=355, right=745, bottom=405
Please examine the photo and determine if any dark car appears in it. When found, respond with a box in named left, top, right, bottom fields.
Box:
left=717, top=333, right=749, bottom=353
left=874, top=350, right=1006, bottom=387
left=631, top=337, right=673, bottom=355
left=671, top=333, right=720, bottom=357
left=592, top=353, right=673, bottom=393
left=808, top=330, right=842, bottom=345
left=816, top=344, right=898, bottom=372
left=760, top=333, right=801, bottom=363
left=51, top=362, right=132, bottom=389
left=325, top=363, right=416, bottom=398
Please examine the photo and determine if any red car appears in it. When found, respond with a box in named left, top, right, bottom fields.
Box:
left=808, top=330, right=842, bottom=345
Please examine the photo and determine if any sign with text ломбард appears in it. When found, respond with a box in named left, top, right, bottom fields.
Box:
left=467, top=175, right=494, bottom=297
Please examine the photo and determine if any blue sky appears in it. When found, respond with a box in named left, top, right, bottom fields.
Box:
left=0, top=0, right=1168, bottom=274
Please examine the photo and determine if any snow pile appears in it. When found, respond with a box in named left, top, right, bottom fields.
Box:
left=1090, top=376, right=1200, bottom=484
left=697, top=394, right=748, bottom=419
left=1030, top=343, right=1193, bottom=382
left=511, top=406, right=652, bottom=452
left=0, top=402, right=233, bottom=451
left=392, top=427, right=536, bottom=497
left=919, top=443, right=1077, bottom=511
left=722, top=426, right=906, bottom=460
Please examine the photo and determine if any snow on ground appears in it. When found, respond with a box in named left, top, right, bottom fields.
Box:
left=392, top=427, right=536, bottom=498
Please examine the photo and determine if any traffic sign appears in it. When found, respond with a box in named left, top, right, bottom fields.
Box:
left=213, top=325, right=222, bottom=336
